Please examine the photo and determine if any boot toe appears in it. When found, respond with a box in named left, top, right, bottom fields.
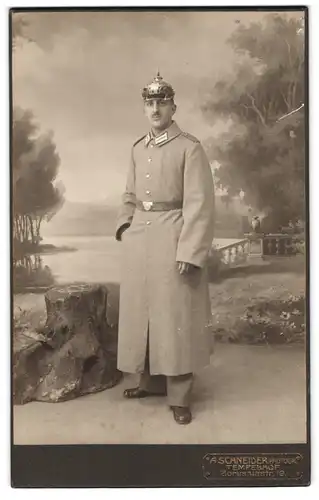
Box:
left=123, top=387, right=149, bottom=398
left=170, top=406, right=192, bottom=425
left=123, top=387, right=166, bottom=399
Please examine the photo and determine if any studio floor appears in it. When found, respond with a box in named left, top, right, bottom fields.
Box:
left=13, top=343, right=307, bottom=445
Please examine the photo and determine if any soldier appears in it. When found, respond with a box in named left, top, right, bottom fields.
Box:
left=115, top=72, right=215, bottom=425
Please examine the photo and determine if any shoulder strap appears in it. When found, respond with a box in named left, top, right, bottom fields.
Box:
left=132, top=135, right=147, bottom=147
left=181, top=131, right=200, bottom=143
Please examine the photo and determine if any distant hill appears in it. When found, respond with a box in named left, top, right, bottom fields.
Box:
left=41, top=195, right=250, bottom=238
left=41, top=201, right=119, bottom=237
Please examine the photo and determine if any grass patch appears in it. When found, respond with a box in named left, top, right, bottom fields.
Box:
left=209, top=256, right=306, bottom=345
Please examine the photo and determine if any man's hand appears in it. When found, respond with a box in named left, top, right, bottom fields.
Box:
left=116, top=223, right=131, bottom=241
left=177, top=261, right=199, bottom=275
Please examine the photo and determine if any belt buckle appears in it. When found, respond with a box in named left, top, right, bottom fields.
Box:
left=142, top=201, right=153, bottom=211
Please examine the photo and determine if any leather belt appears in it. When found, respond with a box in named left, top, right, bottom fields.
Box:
left=136, top=200, right=183, bottom=212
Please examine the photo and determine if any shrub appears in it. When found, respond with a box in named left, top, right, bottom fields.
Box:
left=13, top=261, right=54, bottom=291
left=295, top=239, right=305, bottom=255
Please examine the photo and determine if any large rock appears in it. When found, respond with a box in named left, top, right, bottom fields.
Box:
left=13, top=283, right=122, bottom=404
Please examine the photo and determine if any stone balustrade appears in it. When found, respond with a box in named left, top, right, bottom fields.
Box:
left=245, top=232, right=304, bottom=257
left=261, top=234, right=301, bottom=256
left=211, top=238, right=250, bottom=268
left=212, top=232, right=304, bottom=269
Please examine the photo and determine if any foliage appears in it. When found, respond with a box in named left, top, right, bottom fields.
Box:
left=202, top=14, right=305, bottom=230
left=215, top=293, right=305, bottom=344
left=12, top=108, right=65, bottom=246
left=13, top=255, right=55, bottom=292
left=297, top=242, right=305, bottom=254
left=13, top=305, right=47, bottom=350
left=11, top=13, right=34, bottom=48
left=13, top=306, right=30, bottom=334
left=294, top=238, right=306, bottom=255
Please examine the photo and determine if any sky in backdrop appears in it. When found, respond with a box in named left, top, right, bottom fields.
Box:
left=12, top=10, right=296, bottom=204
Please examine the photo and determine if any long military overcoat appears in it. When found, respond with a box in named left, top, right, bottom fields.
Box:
left=115, top=121, right=215, bottom=376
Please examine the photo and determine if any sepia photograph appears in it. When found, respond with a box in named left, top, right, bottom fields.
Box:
left=10, top=6, right=309, bottom=487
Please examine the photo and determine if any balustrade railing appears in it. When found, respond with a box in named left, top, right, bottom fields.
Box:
left=261, top=234, right=300, bottom=256
left=212, top=239, right=250, bottom=267
left=245, top=232, right=304, bottom=257
left=211, top=232, right=304, bottom=269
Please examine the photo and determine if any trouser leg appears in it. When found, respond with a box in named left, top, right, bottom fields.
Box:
left=138, top=329, right=193, bottom=404
left=166, top=373, right=194, bottom=407
left=139, top=335, right=167, bottom=394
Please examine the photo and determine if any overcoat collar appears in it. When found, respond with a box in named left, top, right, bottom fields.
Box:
left=144, top=121, right=182, bottom=148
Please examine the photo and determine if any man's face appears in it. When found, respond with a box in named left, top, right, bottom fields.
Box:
left=143, top=98, right=176, bottom=132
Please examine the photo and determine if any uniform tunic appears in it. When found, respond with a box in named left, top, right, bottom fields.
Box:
left=116, top=121, right=215, bottom=376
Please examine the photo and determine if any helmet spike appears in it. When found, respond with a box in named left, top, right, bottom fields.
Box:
left=155, top=69, right=162, bottom=82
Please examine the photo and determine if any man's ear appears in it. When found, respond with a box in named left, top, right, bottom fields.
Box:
left=172, top=103, right=177, bottom=116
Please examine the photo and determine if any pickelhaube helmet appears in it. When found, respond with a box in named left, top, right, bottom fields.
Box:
left=142, top=71, right=175, bottom=101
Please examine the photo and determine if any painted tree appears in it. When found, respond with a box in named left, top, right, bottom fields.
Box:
left=202, top=14, right=305, bottom=230
left=12, top=108, right=65, bottom=249
left=12, top=15, right=64, bottom=252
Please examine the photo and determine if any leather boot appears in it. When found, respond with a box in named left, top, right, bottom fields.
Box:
left=123, top=387, right=166, bottom=399
left=170, top=406, right=192, bottom=425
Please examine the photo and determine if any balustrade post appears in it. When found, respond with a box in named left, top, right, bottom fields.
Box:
left=245, top=232, right=264, bottom=263
left=231, top=246, right=236, bottom=263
